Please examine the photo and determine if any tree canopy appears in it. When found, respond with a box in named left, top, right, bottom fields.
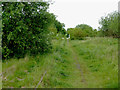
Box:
left=98, top=11, right=119, bottom=38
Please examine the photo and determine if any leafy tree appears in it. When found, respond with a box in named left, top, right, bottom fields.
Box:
left=99, top=11, right=119, bottom=38
left=75, top=24, right=94, bottom=37
left=54, top=20, right=66, bottom=34
left=2, top=2, right=55, bottom=59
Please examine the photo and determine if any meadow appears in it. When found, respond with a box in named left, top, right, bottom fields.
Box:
left=2, top=37, right=118, bottom=88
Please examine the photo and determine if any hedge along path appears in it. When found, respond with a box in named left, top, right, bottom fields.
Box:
left=68, top=40, right=88, bottom=87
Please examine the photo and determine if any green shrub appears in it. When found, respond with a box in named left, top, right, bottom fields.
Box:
left=2, top=2, right=55, bottom=59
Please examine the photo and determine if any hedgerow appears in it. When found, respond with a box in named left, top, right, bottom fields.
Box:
left=2, top=2, right=55, bottom=59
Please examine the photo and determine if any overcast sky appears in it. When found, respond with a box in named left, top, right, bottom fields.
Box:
left=48, top=0, right=119, bottom=30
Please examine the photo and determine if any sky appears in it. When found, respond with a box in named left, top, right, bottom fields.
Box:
left=48, top=0, right=119, bottom=30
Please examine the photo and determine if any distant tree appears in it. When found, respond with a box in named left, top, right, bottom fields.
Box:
left=92, top=29, right=98, bottom=37
left=75, top=24, right=94, bottom=37
left=67, top=28, right=87, bottom=40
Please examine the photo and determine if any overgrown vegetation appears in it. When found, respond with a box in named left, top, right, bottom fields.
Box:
left=2, top=2, right=53, bottom=59
left=2, top=2, right=66, bottom=60
left=1, top=1, right=118, bottom=88
left=2, top=37, right=118, bottom=88
left=2, top=1, right=119, bottom=59
left=70, top=37, right=118, bottom=88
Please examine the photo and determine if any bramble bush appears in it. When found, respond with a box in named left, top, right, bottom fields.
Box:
left=2, top=2, right=56, bottom=59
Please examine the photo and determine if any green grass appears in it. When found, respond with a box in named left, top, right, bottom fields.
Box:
left=70, top=37, right=118, bottom=88
left=2, top=37, right=118, bottom=88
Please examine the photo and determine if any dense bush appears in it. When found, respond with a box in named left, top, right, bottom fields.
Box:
left=67, top=28, right=87, bottom=40
left=2, top=2, right=56, bottom=59
left=98, top=11, right=119, bottom=38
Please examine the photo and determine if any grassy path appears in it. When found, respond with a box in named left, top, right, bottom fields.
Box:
left=68, top=37, right=118, bottom=88
left=68, top=40, right=88, bottom=87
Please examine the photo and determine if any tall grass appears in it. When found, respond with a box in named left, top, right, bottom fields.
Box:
left=70, top=37, right=118, bottom=88
left=2, top=39, right=73, bottom=88
left=2, top=37, right=118, bottom=88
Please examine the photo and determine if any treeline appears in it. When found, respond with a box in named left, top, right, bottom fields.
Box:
left=67, top=11, right=119, bottom=40
left=2, top=2, right=65, bottom=59
left=2, top=1, right=119, bottom=59
left=67, top=24, right=97, bottom=40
